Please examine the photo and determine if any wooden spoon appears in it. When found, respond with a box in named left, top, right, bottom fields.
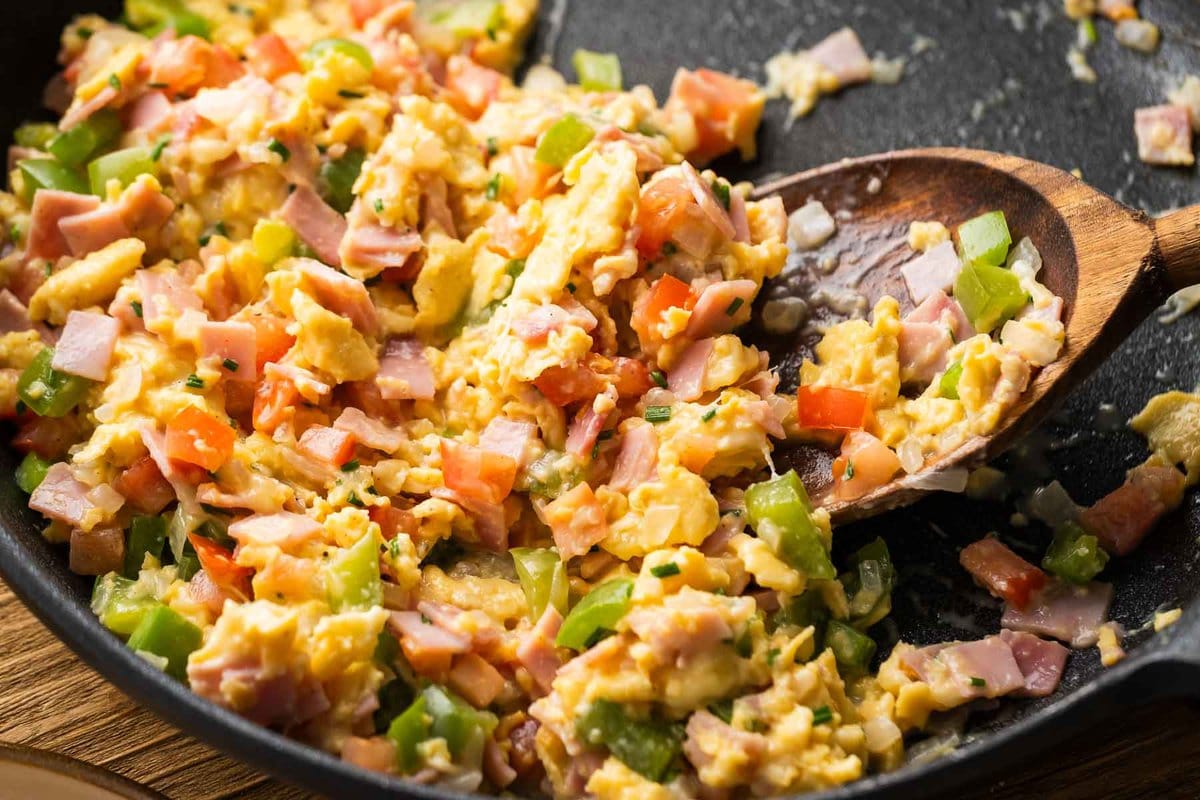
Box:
left=749, top=147, right=1200, bottom=523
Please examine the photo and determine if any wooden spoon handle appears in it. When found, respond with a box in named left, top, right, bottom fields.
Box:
left=1156, top=205, right=1200, bottom=292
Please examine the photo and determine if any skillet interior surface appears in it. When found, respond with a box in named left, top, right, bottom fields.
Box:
left=3, top=1, right=1200, bottom=799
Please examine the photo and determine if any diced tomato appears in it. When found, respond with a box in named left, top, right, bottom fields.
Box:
left=188, top=532, right=253, bottom=601
left=244, top=34, right=302, bottom=82
left=533, top=362, right=606, bottom=406
left=298, top=425, right=356, bottom=466
left=166, top=407, right=237, bottom=472
left=798, top=386, right=870, bottom=431
left=504, top=146, right=560, bottom=206
left=201, top=44, right=247, bottom=89
left=485, top=209, right=538, bottom=259
left=832, top=430, right=901, bottom=501
left=636, top=177, right=696, bottom=258
left=666, top=68, right=764, bottom=164
left=113, top=455, right=175, bottom=514
left=370, top=503, right=417, bottom=541
left=252, top=376, right=299, bottom=434
left=349, top=0, right=385, bottom=27
left=246, top=315, right=296, bottom=371
left=443, top=55, right=502, bottom=120
left=440, top=438, right=517, bottom=505
left=959, top=537, right=1047, bottom=610
left=1079, top=464, right=1185, bottom=555
left=609, top=356, right=654, bottom=399
left=146, top=36, right=212, bottom=96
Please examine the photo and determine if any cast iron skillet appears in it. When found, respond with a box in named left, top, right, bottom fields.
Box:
left=3, top=1, right=1200, bottom=798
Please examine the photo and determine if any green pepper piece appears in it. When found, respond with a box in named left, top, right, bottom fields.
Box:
left=252, top=219, right=298, bottom=265
left=429, top=0, right=504, bottom=38
left=556, top=578, right=634, bottom=650
left=939, top=361, right=963, bottom=400
left=124, top=515, right=168, bottom=579
left=957, top=210, right=1012, bottom=266
left=387, top=694, right=429, bottom=772
left=824, top=620, right=876, bottom=674
left=534, top=114, right=595, bottom=168
left=125, top=0, right=210, bottom=39
left=17, top=348, right=93, bottom=418
left=953, top=259, right=1027, bottom=334
left=303, top=38, right=375, bottom=73
left=17, top=159, right=89, bottom=203
left=327, top=530, right=383, bottom=611
left=511, top=547, right=569, bottom=621
left=175, top=551, right=200, bottom=581
left=1042, top=521, right=1109, bottom=584
left=48, top=109, right=122, bottom=168
left=91, top=573, right=157, bottom=636
left=88, top=147, right=156, bottom=197
left=126, top=604, right=202, bottom=680
left=15, top=452, right=53, bottom=494
left=317, top=147, right=365, bottom=214
left=745, top=471, right=836, bottom=580
left=770, top=590, right=829, bottom=644
left=572, top=49, right=623, bottom=92
left=14, top=122, right=58, bottom=150
left=844, top=537, right=895, bottom=626
left=575, top=699, right=684, bottom=783
left=373, top=678, right=415, bottom=734
left=422, top=685, right=484, bottom=757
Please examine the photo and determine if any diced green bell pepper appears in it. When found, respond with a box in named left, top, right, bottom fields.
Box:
left=770, top=590, right=829, bottom=644
left=745, top=471, right=836, bottom=580
left=572, top=49, right=623, bottom=91
left=17, top=159, right=88, bottom=203
left=534, top=114, right=595, bottom=168
left=14, top=122, right=58, bottom=150
left=91, top=572, right=157, bottom=636
left=1042, top=521, right=1109, bottom=584
left=824, top=620, right=876, bottom=675
left=88, top=147, right=156, bottom=197
left=48, top=109, right=122, bottom=168
left=511, top=547, right=569, bottom=622
left=958, top=210, right=1012, bottom=267
left=317, top=147, right=365, bottom=214
left=126, top=604, right=202, bottom=680
left=303, top=38, right=375, bottom=73
left=423, top=685, right=488, bottom=757
left=15, top=452, right=53, bottom=494
left=556, top=578, right=634, bottom=650
left=575, top=699, right=684, bottom=783
left=843, top=537, right=895, bottom=629
left=327, top=530, right=383, bottom=611
left=387, top=694, right=429, bottom=772
left=252, top=219, right=298, bottom=265
left=17, top=348, right=93, bottom=418
left=430, top=0, right=504, bottom=38
left=939, top=361, right=963, bottom=399
left=124, top=515, right=168, bottom=579
left=373, top=678, right=415, bottom=734
left=125, top=0, right=210, bottom=39
left=953, top=259, right=1027, bottom=334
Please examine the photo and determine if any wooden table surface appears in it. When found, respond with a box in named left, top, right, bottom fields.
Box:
left=1, top=579, right=1198, bottom=800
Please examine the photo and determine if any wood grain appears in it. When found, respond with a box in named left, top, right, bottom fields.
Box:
left=0, top=576, right=1197, bottom=799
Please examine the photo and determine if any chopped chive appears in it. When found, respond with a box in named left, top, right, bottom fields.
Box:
left=131, top=300, right=143, bottom=318
left=338, top=89, right=365, bottom=99
left=812, top=705, right=833, bottom=725
left=150, top=135, right=172, bottom=162
left=185, top=374, right=205, bottom=390
left=486, top=136, right=499, bottom=157
left=726, top=297, right=744, bottom=316
left=108, top=74, right=122, bottom=91
left=661, top=241, right=677, bottom=256
left=148, top=82, right=169, bottom=89
left=267, top=138, right=291, bottom=163
left=597, top=429, right=615, bottom=441
left=844, top=460, right=855, bottom=480
left=15, top=400, right=25, bottom=414
left=969, top=676, right=986, bottom=687
left=486, top=173, right=502, bottom=201
left=9, top=225, right=19, bottom=244
left=198, top=221, right=228, bottom=247
left=590, top=442, right=600, bottom=460
left=348, top=492, right=365, bottom=507
left=645, top=405, right=671, bottom=424
left=341, top=459, right=360, bottom=472
left=565, top=282, right=577, bottom=294
left=711, top=180, right=731, bottom=210
left=701, top=407, right=717, bottom=422
left=77, top=27, right=94, bottom=39
left=650, top=562, right=681, bottom=578
left=221, top=358, right=239, bottom=372
left=722, top=508, right=742, bottom=517
left=767, top=647, right=781, bottom=667
left=374, top=198, right=384, bottom=214
left=650, top=370, right=667, bottom=388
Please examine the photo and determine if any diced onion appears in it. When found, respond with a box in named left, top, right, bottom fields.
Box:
left=761, top=297, right=808, bottom=335
left=1115, top=19, right=1160, bottom=53
left=903, top=467, right=968, bottom=493
left=1027, top=480, right=1079, bottom=528
left=1005, top=236, right=1043, bottom=277
left=1001, top=319, right=1063, bottom=366
left=897, top=438, right=924, bottom=474
left=863, top=717, right=902, bottom=753
left=522, top=63, right=567, bottom=92
left=906, top=732, right=961, bottom=766
left=788, top=200, right=837, bottom=250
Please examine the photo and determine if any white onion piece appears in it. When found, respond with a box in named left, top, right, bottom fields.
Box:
left=1027, top=480, right=1079, bottom=528
left=1167, top=76, right=1200, bottom=132
left=679, top=161, right=736, bottom=240
left=863, top=717, right=903, bottom=752
left=761, top=297, right=808, bottom=334
left=1005, top=236, right=1043, bottom=276
left=904, top=467, right=969, bottom=493
left=522, top=63, right=567, bottom=92
left=897, top=439, right=924, bottom=474
left=906, top=732, right=961, bottom=766
left=1001, top=319, right=1063, bottom=366
left=1115, top=19, right=1160, bottom=53
left=788, top=200, right=837, bottom=250
left=670, top=210, right=720, bottom=258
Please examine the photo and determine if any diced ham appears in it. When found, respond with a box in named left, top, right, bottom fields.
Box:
left=26, top=191, right=102, bottom=261
left=516, top=605, right=563, bottom=695
left=565, top=404, right=609, bottom=460
left=729, top=189, right=751, bottom=243
left=136, top=270, right=204, bottom=328
left=281, top=186, right=348, bottom=267
left=684, top=280, right=757, bottom=339
left=1001, top=579, right=1113, bottom=648
left=1079, top=463, right=1186, bottom=555
left=608, top=423, right=659, bottom=492
left=186, top=569, right=231, bottom=616
left=483, top=736, right=517, bottom=789
left=901, top=241, right=962, bottom=306
left=668, top=337, right=715, bottom=401
left=624, top=592, right=740, bottom=664
left=0, top=291, right=32, bottom=335
left=541, top=482, right=607, bottom=561
left=684, top=710, right=767, bottom=779
left=431, top=487, right=508, bottom=552
left=126, top=91, right=174, bottom=133
left=264, top=362, right=331, bottom=403
left=701, top=500, right=747, bottom=556
left=679, top=161, right=736, bottom=241
left=1135, top=104, right=1195, bottom=166
left=28, top=463, right=93, bottom=527
left=906, top=289, right=973, bottom=343
left=293, top=258, right=377, bottom=335
left=595, top=126, right=665, bottom=173
left=334, top=407, right=405, bottom=453
left=59, top=85, right=119, bottom=131
left=57, top=205, right=132, bottom=257
left=997, top=629, right=1069, bottom=698
left=478, top=418, right=537, bottom=469
left=341, top=737, right=396, bottom=775
left=50, top=310, right=119, bottom=381
left=809, top=27, right=873, bottom=86
left=747, top=398, right=787, bottom=439
left=187, top=652, right=329, bottom=729
left=376, top=338, right=435, bottom=400
left=297, top=425, right=356, bottom=466
left=387, top=610, right=470, bottom=673
left=117, top=179, right=176, bottom=231
left=69, top=526, right=125, bottom=575
left=198, top=320, right=257, bottom=381
left=421, top=176, right=457, bottom=239
left=511, top=301, right=599, bottom=343
left=196, top=475, right=292, bottom=515
left=447, top=652, right=506, bottom=708
left=898, top=321, right=953, bottom=386
left=339, top=219, right=423, bottom=273
left=228, top=512, right=324, bottom=550
left=960, top=537, right=1047, bottom=610
left=901, top=636, right=1026, bottom=707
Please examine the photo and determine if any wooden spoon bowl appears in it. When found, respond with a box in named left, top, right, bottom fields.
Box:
left=749, top=147, right=1200, bottom=523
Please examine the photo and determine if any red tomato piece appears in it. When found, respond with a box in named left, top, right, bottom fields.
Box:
left=443, top=55, right=503, bottom=119
left=635, top=177, right=696, bottom=259
left=533, top=362, right=606, bottom=406
left=113, top=455, right=175, bottom=515
left=832, top=430, right=901, bottom=501
left=252, top=376, right=299, bottom=434
left=298, top=425, right=357, bottom=466
left=797, top=386, right=870, bottom=431
left=959, top=537, right=1047, bottom=610
left=188, top=532, right=253, bottom=601
left=440, top=438, right=517, bottom=505
left=244, top=34, right=302, bottom=82
left=666, top=67, right=764, bottom=164
left=246, top=315, right=295, bottom=371
left=166, top=407, right=237, bottom=472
